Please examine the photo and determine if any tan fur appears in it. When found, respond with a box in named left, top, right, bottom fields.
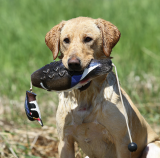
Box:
left=45, top=21, right=66, bottom=60
left=96, top=18, right=121, bottom=57
left=45, top=17, right=160, bottom=158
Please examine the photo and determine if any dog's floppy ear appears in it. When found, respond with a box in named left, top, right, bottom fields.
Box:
left=96, top=18, right=121, bottom=57
left=45, top=21, right=65, bottom=60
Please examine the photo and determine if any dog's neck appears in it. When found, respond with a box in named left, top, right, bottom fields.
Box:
left=74, top=74, right=107, bottom=100
left=58, top=73, right=113, bottom=111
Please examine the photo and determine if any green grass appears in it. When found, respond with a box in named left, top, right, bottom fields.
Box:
left=0, top=0, right=160, bottom=123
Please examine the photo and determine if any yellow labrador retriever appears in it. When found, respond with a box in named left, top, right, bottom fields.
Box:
left=45, top=17, right=160, bottom=158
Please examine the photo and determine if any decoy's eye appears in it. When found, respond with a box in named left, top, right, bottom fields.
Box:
left=63, top=38, right=70, bottom=43
left=84, top=37, right=93, bottom=43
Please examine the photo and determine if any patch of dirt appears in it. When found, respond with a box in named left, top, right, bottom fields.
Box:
left=0, top=121, right=86, bottom=158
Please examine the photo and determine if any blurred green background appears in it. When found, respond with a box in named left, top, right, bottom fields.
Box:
left=0, top=0, right=160, bottom=123
left=0, top=0, right=160, bottom=156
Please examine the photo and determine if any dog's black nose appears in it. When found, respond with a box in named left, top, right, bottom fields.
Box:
left=68, top=57, right=81, bottom=71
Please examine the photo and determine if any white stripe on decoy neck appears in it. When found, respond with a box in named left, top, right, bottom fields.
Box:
left=80, top=64, right=100, bottom=81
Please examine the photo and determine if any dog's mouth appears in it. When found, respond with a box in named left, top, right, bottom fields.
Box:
left=67, top=61, right=93, bottom=92
left=78, top=80, right=91, bottom=91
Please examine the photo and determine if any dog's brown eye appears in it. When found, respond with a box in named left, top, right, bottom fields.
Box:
left=84, top=37, right=93, bottom=43
left=64, top=38, right=70, bottom=43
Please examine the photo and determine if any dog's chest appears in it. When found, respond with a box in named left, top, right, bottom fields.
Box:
left=61, top=100, right=118, bottom=157
left=57, top=93, right=116, bottom=157
left=65, top=122, right=116, bottom=158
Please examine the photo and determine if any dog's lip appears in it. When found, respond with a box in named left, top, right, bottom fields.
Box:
left=78, top=81, right=91, bottom=91
left=66, top=60, right=93, bottom=91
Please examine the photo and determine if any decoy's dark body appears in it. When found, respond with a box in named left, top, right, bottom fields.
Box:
left=31, top=59, right=112, bottom=91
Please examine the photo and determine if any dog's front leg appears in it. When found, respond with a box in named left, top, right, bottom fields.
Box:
left=58, top=137, right=75, bottom=158
left=115, top=143, right=130, bottom=158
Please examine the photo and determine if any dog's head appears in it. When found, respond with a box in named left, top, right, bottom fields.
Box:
left=45, top=17, right=120, bottom=71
